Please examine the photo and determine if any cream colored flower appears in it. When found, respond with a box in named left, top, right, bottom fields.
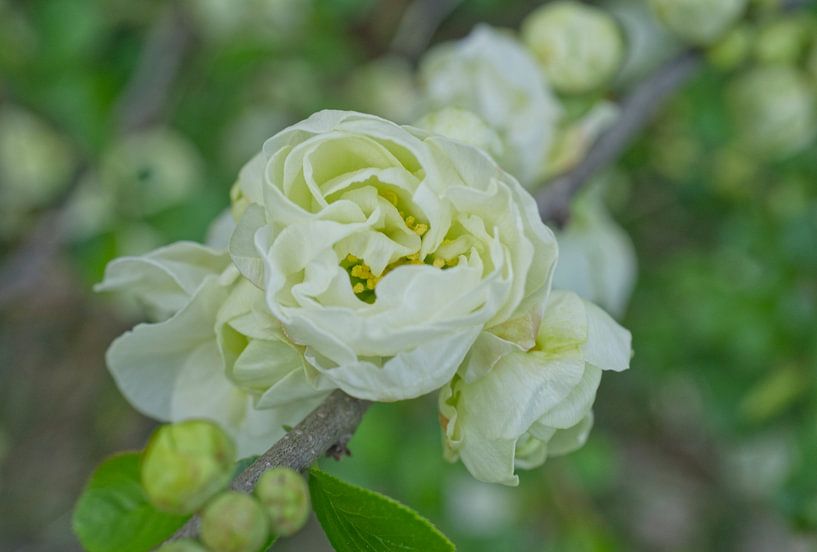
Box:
left=229, top=110, right=559, bottom=402
left=522, top=1, right=624, bottom=94
left=439, top=290, right=631, bottom=485
left=98, top=241, right=329, bottom=456
left=419, top=25, right=562, bottom=187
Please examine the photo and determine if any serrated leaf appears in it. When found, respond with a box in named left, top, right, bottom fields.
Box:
left=72, top=452, right=189, bottom=552
left=309, top=467, right=455, bottom=552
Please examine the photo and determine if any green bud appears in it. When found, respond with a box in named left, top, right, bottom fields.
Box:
left=728, top=65, right=817, bottom=159
left=707, top=25, right=752, bottom=70
left=521, top=1, right=624, bottom=94
left=255, top=467, right=311, bottom=537
left=200, top=491, right=270, bottom=552
left=155, top=539, right=208, bottom=552
left=141, top=420, right=236, bottom=515
left=648, top=0, right=747, bottom=46
left=754, top=17, right=811, bottom=65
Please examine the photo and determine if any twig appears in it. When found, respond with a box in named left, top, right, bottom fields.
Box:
left=536, top=50, right=702, bottom=226
left=115, top=6, right=193, bottom=133
left=168, top=391, right=370, bottom=541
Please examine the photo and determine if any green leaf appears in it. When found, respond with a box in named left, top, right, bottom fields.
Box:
left=308, top=467, right=455, bottom=552
left=72, top=452, right=190, bottom=552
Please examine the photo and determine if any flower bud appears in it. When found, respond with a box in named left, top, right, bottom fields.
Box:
left=100, top=128, right=203, bottom=218
left=648, top=0, right=747, bottom=45
left=344, top=57, right=420, bottom=124
left=754, top=17, right=812, bottom=65
left=416, top=108, right=503, bottom=161
left=521, top=1, right=624, bottom=94
left=707, top=25, right=752, bottom=70
left=728, top=65, right=817, bottom=159
left=156, top=540, right=208, bottom=552
left=141, top=420, right=236, bottom=515
left=255, top=467, right=311, bottom=537
left=200, top=491, right=269, bottom=552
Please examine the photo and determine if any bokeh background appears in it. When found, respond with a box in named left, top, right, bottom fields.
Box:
left=2, top=0, right=817, bottom=550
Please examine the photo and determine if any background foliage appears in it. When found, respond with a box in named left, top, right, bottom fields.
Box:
left=1, top=0, right=816, bottom=550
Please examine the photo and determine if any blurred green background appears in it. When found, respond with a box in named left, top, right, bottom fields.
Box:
left=1, top=0, right=817, bottom=550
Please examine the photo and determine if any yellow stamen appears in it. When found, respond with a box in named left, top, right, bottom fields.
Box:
left=353, top=282, right=365, bottom=294
left=350, top=264, right=374, bottom=279
left=366, top=278, right=378, bottom=290
left=413, top=223, right=428, bottom=236
left=432, top=257, right=445, bottom=269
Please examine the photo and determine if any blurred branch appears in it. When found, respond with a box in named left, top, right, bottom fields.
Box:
left=168, top=390, right=370, bottom=541
left=390, top=0, right=465, bottom=58
left=536, top=50, right=702, bottom=226
left=115, top=6, right=193, bottom=132
left=0, top=5, right=192, bottom=309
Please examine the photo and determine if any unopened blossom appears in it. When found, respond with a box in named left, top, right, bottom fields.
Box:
left=141, top=420, right=236, bottom=514
left=648, top=0, right=747, bottom=45
left=522, top=1, right=624, bottom=94
left=728, top=65, right=817, bottom=159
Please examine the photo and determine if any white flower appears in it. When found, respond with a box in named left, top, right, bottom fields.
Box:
left=648, top=0, right=747, bottom=46
left=521, top=1, right=624, bottom=94
left=552, top=189, right=637, bottom=317
left=439, top=290, right=631, bottom=485
left=728, top=65, right=817, bottom=159
left=98, top=242, right=329, bottom=457
left=419, top=25, right=562, bottom=187
left=229, top=110, right=559, bottom=402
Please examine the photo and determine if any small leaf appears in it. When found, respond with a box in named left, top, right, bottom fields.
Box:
left=309, top=467, right=455, bottom=552
left=72, top=452, right=189, bottom=552
left=233, top=455, right=259, bottom=478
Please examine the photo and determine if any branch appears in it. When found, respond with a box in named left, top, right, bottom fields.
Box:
left=168, top=390, right=370, bottom=541
left=536, top=49, right=702, bottom=226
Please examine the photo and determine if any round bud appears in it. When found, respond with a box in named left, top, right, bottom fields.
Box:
left=754, top=17, right=811, bottom=65
left=416, top=108, right=503, bottom=161
left=707, top=25, right=752, bottom=70
left=100, top=128, right=203, bottom=218
left=156, top=540, right=208, bottom=552
left=200, top=492, right=269, bottom=552
left=648, top=0, right=747, bottom=46
left=255, top=467, right=311, bottom=537
left=141, top=420, right=236, bottom=515
left=521, top=1, right=624, bottom=94
left=728, top=65, right=817, bottom=159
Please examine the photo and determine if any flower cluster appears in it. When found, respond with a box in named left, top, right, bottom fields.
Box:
left=101, top=110, right=632, bottom=484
